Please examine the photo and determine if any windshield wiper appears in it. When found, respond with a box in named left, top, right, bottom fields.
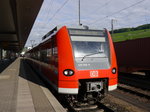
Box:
left=81, top=51, right=103, bottom=61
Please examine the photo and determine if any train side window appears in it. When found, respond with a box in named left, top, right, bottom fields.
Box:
left=53, top=47, right=58, bottom=56
left=40, top=50, right=47, bottom=63
left=37, top=51, right=40, bottom=60
left=35, top=51, right=38, bottom=60
left=47, top=49, right=52, bottom=63
left=51, top=38, right=58, bottom=56
left=47, top=49, right=52, bottom=57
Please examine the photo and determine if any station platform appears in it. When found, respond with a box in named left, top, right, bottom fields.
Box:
left=0, top=58, right=66, bottom=112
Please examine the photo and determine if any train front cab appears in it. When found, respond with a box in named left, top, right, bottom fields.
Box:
left=56, top=26, right=118, bottom=95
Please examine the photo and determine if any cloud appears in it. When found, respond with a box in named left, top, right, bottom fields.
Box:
left=25, top=0, right=150, bottom=47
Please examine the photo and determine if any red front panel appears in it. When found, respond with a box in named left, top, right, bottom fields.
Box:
left=107, top=30, right=118, bottom=86
left=56, top=26, right=77, bottom=88
left=56, top=27, right=117, bottom=89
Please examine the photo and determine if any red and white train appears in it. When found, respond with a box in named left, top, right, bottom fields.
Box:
left=26, top=25, right=118, bottom=104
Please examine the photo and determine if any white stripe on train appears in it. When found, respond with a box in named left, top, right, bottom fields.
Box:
left=108, top=84, right=117, bottom=91
left=58, top=84, right=117, bottom=94
left=58, top=88, right=78, bottom=94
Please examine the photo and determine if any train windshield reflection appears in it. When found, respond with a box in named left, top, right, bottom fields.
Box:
left=71, top=36, right=109, bottom=58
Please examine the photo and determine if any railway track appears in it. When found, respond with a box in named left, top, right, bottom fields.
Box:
left=26, top=62, right=150, bottom=112
left=119, top=73, right=150, bottom=90
left=66, top=101, right=115, bottom=112
left=109, top=83, right=150, bottom=112
left=55, top=75, right=150, bottom=112
left=118, top=84, right=150, bottom=100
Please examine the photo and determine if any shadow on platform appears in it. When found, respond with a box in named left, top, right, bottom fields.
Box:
left=0, top=59, right=16, bottom=73
left=19, top=58, right=47, bottom=88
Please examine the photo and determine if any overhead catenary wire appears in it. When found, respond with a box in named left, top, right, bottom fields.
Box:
left=28, top=0, right=54, bottom=44
left=90, top=15, right=148, bottom=31
left=26, top=0, right=150, bottom=47
left=83, top=0, right=112, bottom=18
left=29, top=0, right=65, bottom=45
left=44, top=0, right=55, bottom=22
left=88, top=0, right=146, bottom=25
left=46, top=0, right=70, bottom=28
left=30, top=0, right=71, bottom=43
left=38, top=0, right=55, bottom=28
left=114, top=3, right=149, bottom=23
left=41, top=0, right=54, bottom=29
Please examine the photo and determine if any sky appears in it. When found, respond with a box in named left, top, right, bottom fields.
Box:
left=25, top=0, right=150, bottom=47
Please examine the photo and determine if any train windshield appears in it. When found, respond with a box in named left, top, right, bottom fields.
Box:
left=69, top=29, right=110, bottom=70
left=71, top=36, right=108, bottom=58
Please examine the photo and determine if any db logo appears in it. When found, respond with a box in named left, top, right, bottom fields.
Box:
left=90, top=71, right=99, bottom=77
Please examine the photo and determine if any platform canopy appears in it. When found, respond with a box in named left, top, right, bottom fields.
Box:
left=0, top=0, right=43, bottom=52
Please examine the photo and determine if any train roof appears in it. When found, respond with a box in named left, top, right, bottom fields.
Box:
left=42, top=25, right=105, bottom=41
left=27, top=25, right=107, bottom=53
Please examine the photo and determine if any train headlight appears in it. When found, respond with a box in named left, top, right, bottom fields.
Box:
left=63, top=69, right=74, bottom=76
left=112, top=68, right=117, bottom=74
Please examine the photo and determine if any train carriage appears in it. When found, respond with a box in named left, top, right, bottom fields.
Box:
left=26, top=25, right=118, bottom=104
